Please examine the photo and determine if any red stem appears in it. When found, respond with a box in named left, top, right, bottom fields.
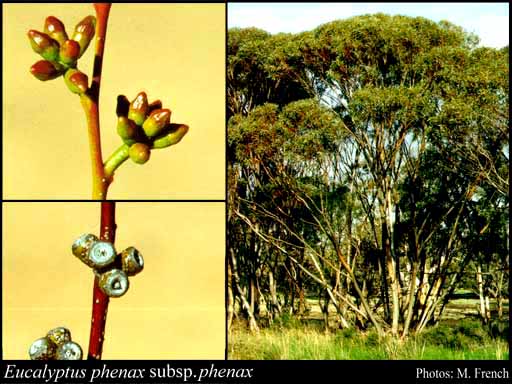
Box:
left=88, top=200, right=117, bottom=360
left=87, top=3, right=113, bottom=360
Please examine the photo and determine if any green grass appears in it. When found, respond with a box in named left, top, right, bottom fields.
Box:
left=228, top=318, right=509, bottom=360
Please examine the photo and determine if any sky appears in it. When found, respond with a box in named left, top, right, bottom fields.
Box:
left=228, top=2, right=509, bottom=48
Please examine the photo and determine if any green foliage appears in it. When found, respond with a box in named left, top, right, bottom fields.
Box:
left=227, top=28, right=311, bottom=119
left=228, top=13, right=509, bottom=337
left=229, top=320, right=508, bottom=360
left=418, top=319, right=494, bottom=350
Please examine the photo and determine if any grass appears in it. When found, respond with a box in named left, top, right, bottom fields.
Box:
left=228, top=316, right=509, bottom=360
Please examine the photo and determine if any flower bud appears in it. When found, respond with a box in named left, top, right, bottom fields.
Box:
left=56, top=341, right=83, bottom=360
left=117, top=116, right=139, bottom=146
left=99, top=269, right=129, bottom=298
left=29, top=337, right=56, bottom=360
left=120, top=247, right=144, bottom=276
left=142, top=108, right=171, bottom=137
left=88, top=240, right=117, bottom=268
left=116, top=95, right=130, bottom=117
left=129, top=143, right=151, bottom=164
left=30, top=60, right=62, bottom=81
left=148, top=99, right=163, bottom=115
left=64, top=68, right=88, bottom=94
left=44, top=16, right=68, bottom=46
left=152, top=124, right=189, bottom=149
left=59, top=39, right=80, bottom=65
left=27, top=30, right=60, bottom=61
left=128, top=92, right=149, bottom=126
left=47, top=327, right=71, bottom=346
left=72, top=15, right=96, bottom=57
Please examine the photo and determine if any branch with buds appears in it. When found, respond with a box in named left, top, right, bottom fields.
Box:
left=26, top=3, right=188, bottom=360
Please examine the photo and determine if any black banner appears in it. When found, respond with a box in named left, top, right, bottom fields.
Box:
left=1, top=360, right=510, bottom=383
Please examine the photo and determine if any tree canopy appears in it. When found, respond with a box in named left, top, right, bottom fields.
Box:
left=227, top=14, right=509, bottom=337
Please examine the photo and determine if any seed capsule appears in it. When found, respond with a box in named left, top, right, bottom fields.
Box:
left=47, top=327, right=71, bottom=346
left=129, top=143, right=151, bottom=164
left=72, top=15, right=96, bottom=57
left=88, top=241, right=117, bottom=268
left=30, top=60, right=62, bottom=81
left=120, top=247, right=144, bottom=276
left=64, top=68, right=88, bottom=94
left=72, top=233, right=98, bottom=266
left=56, top=341, right=83, bottom=360
left=142, top=108, right=171, bottom=137
left=152, top=124, right=189, bottom=149
left=29, top=337, right=56, bottom=360
left=44, top=16, right=68, bottom=46
left=128, top=92, right=149, bottom=126
left=99, top=269, right=129, bottom=297
left=59, top=39, right=81, bottom=65
left=27, top=30, right=60, bottom=61
left=117, top=116, right=139, bottom=146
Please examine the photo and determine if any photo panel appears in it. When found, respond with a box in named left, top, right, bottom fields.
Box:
left=226, top=2, right=509, bottom=361
left=2, top=202, right=225, bottom=359
left=3, top=3, right=225, bottom=200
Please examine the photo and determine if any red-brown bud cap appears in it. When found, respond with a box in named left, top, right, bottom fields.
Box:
left=64, top=68, right=88, bottom=94
left=28, top=30, right=59, bottom=61
left=71, top=15, right=96, bottom=57
left=44, top=16, right=68, bottom=46
left=142, top=108, right=171, bottom=137
left=128, top=92, right=149, bottom=126
left=59, top=39, right=80, bottom=65
left=148, top=99, right=163, bottom=115
left=30, top=60, right=62, bottom=81
left=117, top=116, right=139, bottom=146
left=116, top=95, right=130, bottom=117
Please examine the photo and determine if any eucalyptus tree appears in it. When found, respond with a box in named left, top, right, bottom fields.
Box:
left=228, top=14, right=508, bottom=337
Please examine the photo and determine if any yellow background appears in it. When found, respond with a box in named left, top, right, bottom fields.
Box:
left=2, top=3, right=225, bottom=200
left=2, top=202, right=226, bottom=359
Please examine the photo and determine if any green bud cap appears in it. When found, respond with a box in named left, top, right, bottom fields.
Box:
left=72, top=15, right=96, bottom=57
left=116, top=95, right=130, bottom=117
left=59, top=39, right=80, bottom=65
left=28, top=30, right=60, bottom=61
left=129, top=142, right=151, bottom=164
left=142, top=108, right=171, bottom=137
left=64, top=68, right=88, bottom=94
left=148, top=99, right=163, bottom=115
left=152, top=124, right=189, bottom=149
left=128, top=92, right=149, bottom=126
left=44, top=16, right=68, bottom=46
left=30, top=60, right=62, bottom=81
left=117, top=116, right=139, bottom=145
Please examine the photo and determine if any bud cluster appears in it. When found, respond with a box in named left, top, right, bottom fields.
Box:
left=72, top=234, right=144, bottom=297
left=28, top=15, right=95, bottom=94
left=29, top=327, right=82, bottom=360
left=116, top=92, right=189, bottom=164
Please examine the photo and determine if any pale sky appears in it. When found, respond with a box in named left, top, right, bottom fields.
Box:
left=228, top=3, right=509, bottom=48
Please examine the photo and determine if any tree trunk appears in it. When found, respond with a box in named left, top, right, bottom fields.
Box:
left=268, top=269, right=281, bottom=321
left=496, top=271, right=504, bottom=320
left=477, top=265, right=487, bottom=324
left=227, top=256, right=234, bottom=332
left=230, top=248, right=259, bottom=333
